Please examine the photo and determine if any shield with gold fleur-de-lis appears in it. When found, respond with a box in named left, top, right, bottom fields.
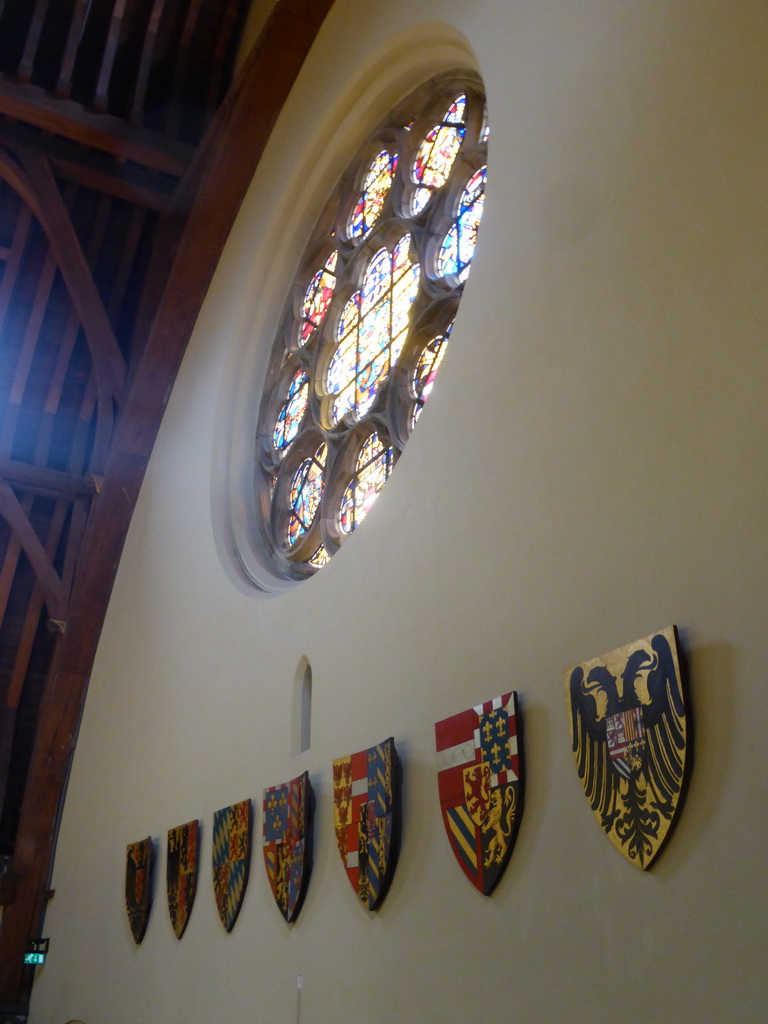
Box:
left=435, top=693, right=523, bottom=894
left=212, top=799, right=252, bottom=931
left=125, top=836, right=153, bottom=943
left=565, top=626, right=688, bottom=869
left=262, top=772, right=313, bottom=922
left=167, top=819, right=199, bottom=938
left=332, top=737, right=400, bottom=910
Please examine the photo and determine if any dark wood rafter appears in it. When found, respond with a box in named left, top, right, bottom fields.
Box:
left=129, top=0, right=169, bottom=126
left=205, top=0, right=244, bottom=117
left=0, top=203, right=32, bottom=338
left=0, top=460, right=95, bottom=500
left=0, top=483, right=65, bottom=624
left=0, top=2, right=337, bottom=1012
left=0, top=79, right=193, bottom=174
left=16, top=0, right=48, bottom=85
left=6, top=151, right=127, bottom=405
left=164, top=0, right=204, bottom=140
left=93, top=0, right=130, bottom=114
left=55, top=0, right=92, bottom=100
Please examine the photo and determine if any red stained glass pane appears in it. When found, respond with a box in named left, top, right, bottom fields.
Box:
left=348, top=151, right=397, bottom=239
left=411, top=96, right=466, bottom=215
left=298, top=251, right=338, bottom=346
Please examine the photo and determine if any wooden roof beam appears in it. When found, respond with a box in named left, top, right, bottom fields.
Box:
left=0, top=1, right=337, bottom=1009
left=10, top=151, right=128, bottom=404
left=0, top=458, right=96, bottom=499
left=0, top=119, right=176, bottom=209
left=0, top=482, right=66, bottom=622
left=0, top=78, right=193, bottom=176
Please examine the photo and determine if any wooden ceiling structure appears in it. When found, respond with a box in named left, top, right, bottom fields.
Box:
left=0, top=0, right=335, bottom=1014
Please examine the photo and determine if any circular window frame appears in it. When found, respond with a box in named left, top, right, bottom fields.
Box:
left=260, top=70, right=486, bottom=585
left=213, top=47, right=488, bottom=595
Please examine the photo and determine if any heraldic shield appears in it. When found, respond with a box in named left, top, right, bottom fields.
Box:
left=332, top=737, right=400, bottom=910
left=565, top=625, right=688, bottom=870
left=167, top=819, right=199, bottom=939
left=125, top=836, right=152, bottom=944
left=435, top=692, right=523, bottom=894
left=262, top=772, right=313, bottom=922
left=212, top=799, right=252, bottom=931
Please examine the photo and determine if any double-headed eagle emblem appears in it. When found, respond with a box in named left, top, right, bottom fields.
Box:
left=565, top=626, right=688, bottom=869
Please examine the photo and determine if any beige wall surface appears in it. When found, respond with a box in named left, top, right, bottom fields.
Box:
left=30, top=1, right=768, bottom=1021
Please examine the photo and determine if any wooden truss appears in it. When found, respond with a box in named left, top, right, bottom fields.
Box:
left=0, top=0, right=336, bottom=1011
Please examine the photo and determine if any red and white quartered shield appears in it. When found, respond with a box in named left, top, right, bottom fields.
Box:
left=435, top=693, right=523, bottom=894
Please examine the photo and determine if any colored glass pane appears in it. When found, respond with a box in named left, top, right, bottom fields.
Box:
left=273, top=369, right=309, bottom=452
left=348, top=151, right=397, bottom=239
left=411, top=96, right=466, bottom=215
left=287, top=443, right=327, bottom=545
left=437, top=166, right=486, bottom=282
left=327, top=236, right=420, bottom=422
left=253, top=75, right=487, bottom=585
left=298, top=251, right=338, bottom=346
left=339, top=432, right=393, bottom=534
left=308, top=545, right=331, bottom=567
left=412, top=323, right=452, bottom=426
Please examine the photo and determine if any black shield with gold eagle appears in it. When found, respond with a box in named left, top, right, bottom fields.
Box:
left=565, top=626, right=688, bottom=869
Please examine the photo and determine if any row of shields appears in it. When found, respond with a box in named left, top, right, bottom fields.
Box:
left=126, top=627, right=689, bottom=942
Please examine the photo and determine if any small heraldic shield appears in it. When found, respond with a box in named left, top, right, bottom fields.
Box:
left=125, top=836, right=152, bottom=944
left=212, top=799, right=252, bottom=931
left=167, top=819, right=199, bottom=938
left=263, top=772, right=313, bottom=922
left=435, top=692, right=523, bottom=894
left=332, top=737, right=400, bottom=910
left=565, top=625, right=688, bottom=869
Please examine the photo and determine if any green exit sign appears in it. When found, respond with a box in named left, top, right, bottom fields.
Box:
left=24, top=952, right=46, bottom=965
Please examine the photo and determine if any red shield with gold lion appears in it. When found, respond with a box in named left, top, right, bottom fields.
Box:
left=435, top=693, right=523, bottom=894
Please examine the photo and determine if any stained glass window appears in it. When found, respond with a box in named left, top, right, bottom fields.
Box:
left=308, top=545, right=331, bottom=567
left=287, top=442, right=327, bottom=546
left=339, top=432, right=394, bottom=534
left=437, top=166, right=486, bottom=281
left=298, top=251, right=338, bottom=347
left=326, top=237, right=420, bottom=423
left=273, top=369, right=309, bottom=452
left=412, top=323, right=453, bottom=427
left=254, top=72, right=487, bottom=583
left=348, top=150, right=397, bottom=239
left=411, top=95, right=466, bottom=215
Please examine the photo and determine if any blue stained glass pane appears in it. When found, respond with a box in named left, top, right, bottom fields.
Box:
left=361, top=249, right=391, bottom=314
left=327, top=239, right=420, bottom=424
left=287, top=443, right=327, bottom=545
left=273, top=370, right=309, bottom=452
left=437, top=166, right=486, bottom=281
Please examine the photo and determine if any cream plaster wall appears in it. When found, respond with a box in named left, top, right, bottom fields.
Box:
left=30, top=1, right=768, bottom=1021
